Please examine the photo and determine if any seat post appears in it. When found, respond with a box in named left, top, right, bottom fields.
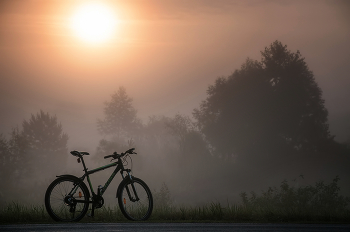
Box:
left=79, top=155, right=89, bottom=173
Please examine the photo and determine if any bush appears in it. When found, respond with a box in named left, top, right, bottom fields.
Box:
left=240, top=176, right=350, bottom=221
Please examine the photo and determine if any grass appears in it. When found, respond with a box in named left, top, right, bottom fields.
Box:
left=1, top=201, right=349, bottom=224
left=0, top=202, right=50, bottom=224
left=1, top=177, right=349, bottom=224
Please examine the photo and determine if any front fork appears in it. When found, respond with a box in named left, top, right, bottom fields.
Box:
left=121, top=169, right=140, bottom=202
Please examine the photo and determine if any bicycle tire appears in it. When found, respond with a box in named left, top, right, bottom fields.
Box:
left=45, top=176, right=90, bottom=222
left=117, top=177, right=153, bottom=221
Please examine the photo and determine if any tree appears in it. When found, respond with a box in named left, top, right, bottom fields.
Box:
left=95, top=87, right=142, bottom=160
left=0, top=129, right=27, bottom=204
left=21, top=110, right=69, bottom=178
left=0, top=127, right=31, bottom=183
left=141, top=115, right=177, bottom=154
left=97, top=87, right=141, bottom=138
left=0, top=134, right=10, bottom=169
left=0, top=134, right=11, bottom=197
left=194, top=41, right=331, bottom=161
left=0, top=112, right=68, bottom=205
left=165, top=114, right=195, bottom=152
left=22, top=111, right=68, bottom=153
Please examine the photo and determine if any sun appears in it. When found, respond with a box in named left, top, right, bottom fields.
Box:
left=71, top=3, right=117, bottom=44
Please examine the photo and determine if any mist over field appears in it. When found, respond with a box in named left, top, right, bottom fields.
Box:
left=1, top=0, right=350, bottom=209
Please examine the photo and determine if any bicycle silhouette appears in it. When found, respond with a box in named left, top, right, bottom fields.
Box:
left=45, top=148, right=153, bottom=222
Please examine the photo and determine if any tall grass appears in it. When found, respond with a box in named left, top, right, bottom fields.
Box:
left=1, top=177, right=349, bottom=224
left=1, top=201, right=349, bottom=224
left=0, top=202, right=51, bottom=224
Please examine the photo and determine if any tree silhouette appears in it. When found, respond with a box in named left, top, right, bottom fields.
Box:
left=165, top=114, right=195, bottom=152
left=7, top=128, right=25, bottom=171
left=0, top=134, right=10, bottom=168
left=194, top=41, right=331, bottom=161
left=97, top=86, right=141, bottom=138
left=0, top=128, right=27, bottom=203
left=21, top=110, right=68, bottom=178
left=95, top=87, right=142, bottom=160
left=22, top=111, right=68, bottom=153
left=0, top=112, right=68, bottom=205
left=0, top=134, right=11, bottom=196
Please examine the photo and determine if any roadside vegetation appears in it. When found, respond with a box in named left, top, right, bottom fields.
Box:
left=1, top=177, right=349, bottom=224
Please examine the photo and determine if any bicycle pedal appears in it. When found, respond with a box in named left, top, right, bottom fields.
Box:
left=87, top=213, right=94, bottom=217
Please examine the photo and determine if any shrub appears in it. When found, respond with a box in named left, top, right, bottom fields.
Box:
left=240, top=176, right=350, bottom=221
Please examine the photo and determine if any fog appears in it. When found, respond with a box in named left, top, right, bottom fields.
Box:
left=1, top=0, right=350, bottom=207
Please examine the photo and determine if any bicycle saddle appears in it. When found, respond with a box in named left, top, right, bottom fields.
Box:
left=70, top=150, right=90, bottom=157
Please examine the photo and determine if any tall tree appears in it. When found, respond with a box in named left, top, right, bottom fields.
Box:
left=194, top=41, right=331, bottom=161
left=97, top=86, right=141, bottom=138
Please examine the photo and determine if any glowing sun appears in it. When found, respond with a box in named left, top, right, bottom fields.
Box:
left=71, top=3, right=117, bottom=44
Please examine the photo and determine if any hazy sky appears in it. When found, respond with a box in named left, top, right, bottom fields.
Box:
left=1, top=0, right=349, bottom=151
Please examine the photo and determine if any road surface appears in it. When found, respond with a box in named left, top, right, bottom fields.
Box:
left=1, top=223, right=349, bottom=231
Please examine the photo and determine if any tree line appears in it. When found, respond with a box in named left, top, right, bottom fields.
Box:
left=1, top=40, right=349, bottom=205
left=92, top=41, right=350, bottom=203
left=96, top=41, right=349, bottom=165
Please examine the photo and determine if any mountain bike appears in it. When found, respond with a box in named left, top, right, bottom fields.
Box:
left=45, top=148, right=153, bottom=222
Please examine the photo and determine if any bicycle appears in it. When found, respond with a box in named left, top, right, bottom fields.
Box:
left=45, top=148, right=153, bottom=222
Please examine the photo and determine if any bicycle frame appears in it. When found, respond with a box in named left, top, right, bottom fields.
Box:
left=80, top=156, right=128, bottom=196
left=63, top=154, right=140, bottom=217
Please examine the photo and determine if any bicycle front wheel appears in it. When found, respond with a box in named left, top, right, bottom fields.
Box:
left=118, top=177, right=153, bottom=221
left=45, top=176, right=90, bottom=222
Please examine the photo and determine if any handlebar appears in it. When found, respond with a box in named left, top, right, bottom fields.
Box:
left=104, top=148, right=137, bottom=159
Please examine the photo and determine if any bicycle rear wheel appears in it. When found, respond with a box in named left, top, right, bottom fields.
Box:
left=118, top=177, right=153, bottom=221
left=45, top=176, right=90, bottom=222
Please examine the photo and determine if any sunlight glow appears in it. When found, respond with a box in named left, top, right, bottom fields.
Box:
left=71, top=3, right=117, bottom=44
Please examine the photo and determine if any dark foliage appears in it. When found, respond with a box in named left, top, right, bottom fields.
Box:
left=240, top=176, right=350, bottom=221
left=0, top=111, right=68, bottom=206
left=21, top=110, right=68, bottom=177
left=194, top=41, right=332, bottom=161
